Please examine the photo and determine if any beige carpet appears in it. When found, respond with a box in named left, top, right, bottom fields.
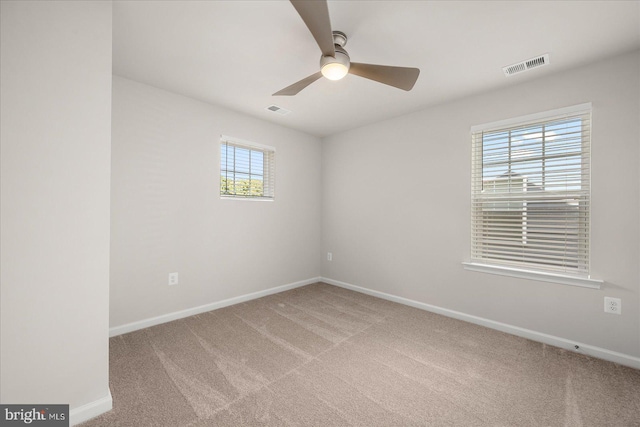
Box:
left=81, top=283, right=640, bottom=426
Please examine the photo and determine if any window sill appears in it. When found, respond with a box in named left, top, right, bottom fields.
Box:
left=462, top=262, right=602, bottom=289
left=220, top=196, right=274, bottom=202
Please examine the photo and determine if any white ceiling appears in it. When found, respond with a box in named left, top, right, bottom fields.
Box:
left=113, top=1, right=640, bottom=137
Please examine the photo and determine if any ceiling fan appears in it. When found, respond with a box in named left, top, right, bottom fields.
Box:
left=273, top=0, right=420, bottom=96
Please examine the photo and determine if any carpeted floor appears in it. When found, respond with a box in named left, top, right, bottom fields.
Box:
left=81, top=282, right=640, bottom=426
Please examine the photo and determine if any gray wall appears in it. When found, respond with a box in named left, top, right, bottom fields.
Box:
left=0, top=0, right=112, bottom=409
left=321, top=50, right=640, bottom=357
left=110, top=76, right=322, bottom=328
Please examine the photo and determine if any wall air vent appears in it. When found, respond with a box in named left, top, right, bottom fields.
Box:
left=265, top=105, right=291, bottom=116
left=503, top=53, right=550, bottom=77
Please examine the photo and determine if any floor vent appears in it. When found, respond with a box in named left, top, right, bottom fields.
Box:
left=503, top=53, right=550, bottom=76
left=265, top=105, right=291, bottom=116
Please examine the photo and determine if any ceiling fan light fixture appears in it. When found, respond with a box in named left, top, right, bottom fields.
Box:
left=320, top=50, right=350, bottom=81
left=321, top=62, right=348, bottom=80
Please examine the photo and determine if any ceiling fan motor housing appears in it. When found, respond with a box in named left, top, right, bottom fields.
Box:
left=332, top=31, right=347, bottom=47
left=320, top=46, right=350, bottom=71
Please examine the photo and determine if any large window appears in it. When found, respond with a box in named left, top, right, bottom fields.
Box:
left=470, top=104, right=591, bottom=277
left=220, top=136, right=275, bottom=199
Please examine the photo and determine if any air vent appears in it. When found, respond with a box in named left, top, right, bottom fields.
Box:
left=265, top=105, right=291, bottom=116
left=503, top=53, right=550, bottom=76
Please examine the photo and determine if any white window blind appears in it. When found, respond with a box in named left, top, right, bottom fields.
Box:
left=471, top=104, right=591, bottom=276
left=220, top=136, right=275, bottom=199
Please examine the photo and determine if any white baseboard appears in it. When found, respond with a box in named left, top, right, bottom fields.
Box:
left=70, top=388, right=112, bottom=426
left=320, top=277, right=640, bottom=370
left=109, top=277, right=321, bottom=337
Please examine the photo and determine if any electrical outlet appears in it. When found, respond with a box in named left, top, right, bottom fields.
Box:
left=168, top=272, right=179, bottom=286
left=327, top=252, right=332, bottom=261
left=604, top=297, right=621, bottom=315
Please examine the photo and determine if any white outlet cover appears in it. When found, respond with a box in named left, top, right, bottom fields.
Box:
left=327, top=252, right=332, bottom=261
left=169, top=272, right=179, bottom=286
left=604, top=297, right=621, bottom=314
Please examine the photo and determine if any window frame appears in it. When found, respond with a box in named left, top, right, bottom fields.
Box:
left=464, top=103, right=602, bottom=289
left=219, top=135, right=275, bottom=201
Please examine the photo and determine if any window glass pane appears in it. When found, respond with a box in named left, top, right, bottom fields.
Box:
left=250, top=150, right=264, bottom=176
left=220, top=144, right=234, bottom=173
left=234, top=147, right=251, bottom=174
left=482, top=131, right=509, bottom=181
left=249, top=175, right=263, bottom=196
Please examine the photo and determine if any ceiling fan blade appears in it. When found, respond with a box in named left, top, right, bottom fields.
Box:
left=349, top=63, right=420, bottom=91
left=290, top=0, right=335, bottom=57
left=273, top=71, right=323, bottom=96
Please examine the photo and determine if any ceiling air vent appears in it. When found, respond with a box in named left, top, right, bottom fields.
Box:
left=503, top=53, right=550, bottom=77
left=265, top=105, right=291, bottom=116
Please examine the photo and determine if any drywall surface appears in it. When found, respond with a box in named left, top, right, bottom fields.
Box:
left=110, top=76, right=322, bottom=328
left=0, top=0, right=112, bottom=409
left=322, top=50, right=640, bottom=357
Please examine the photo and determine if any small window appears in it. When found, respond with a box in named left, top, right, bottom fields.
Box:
left=470, top=104, right=591, bottom=277
left=220, top=136, right=275, bottom=199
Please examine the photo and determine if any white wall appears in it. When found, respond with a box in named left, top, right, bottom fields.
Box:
left=0, top=0, right=112, bottom=417
left=110, top=76, right=322, bottom=328
left=322, top=50, right=640, bottom=358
